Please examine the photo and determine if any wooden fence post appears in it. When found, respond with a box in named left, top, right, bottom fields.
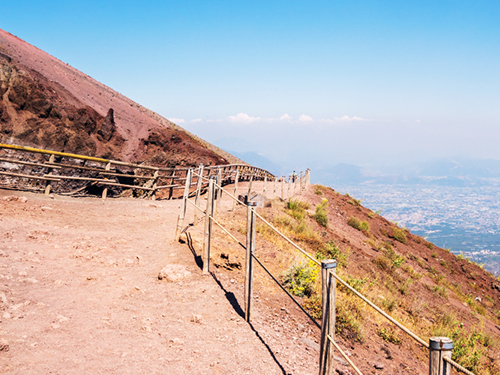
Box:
left=429, top=337, right=453, bottom=375
left=216, top=167, right=222, bottom=214
left=293, top=176, right=297, bottom=197
left=273, top=178, right=277, bottom=198
left=203, top=178, right=215, bottom=275
left=194, top=163, right=204, bottom=221
left=263, top=175, right=267, bottom=197
left=281, top=177, right=285, bottom=201
left=44, top=154, right=55, bottom=195
left=233, top=169, right=240, bottom=211
left=168, top=169, right=176, bottom=200
left=247, top=173, right=254, bottom=199
left=175, top=168, right=192, bottom=241
left=244, top=201, right=257, bottom=322
left=319, top=259, right=337, bottom=375
left=306, top=169, right=310, bottom=188
left=101, top=162, right=111, bottom=199
left=151, top=169, right=159, bottom=200
left=288, top=176, right=292, bottom=199
left=300, top=171, right=303, bottom=193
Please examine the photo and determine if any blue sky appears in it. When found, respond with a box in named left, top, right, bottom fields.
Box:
left=2, top=1, right=500, bottom=172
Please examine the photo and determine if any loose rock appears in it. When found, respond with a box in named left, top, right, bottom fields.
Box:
left=158, top=264, right=191, bottom=282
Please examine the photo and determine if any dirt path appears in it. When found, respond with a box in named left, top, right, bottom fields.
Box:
left=0, top=189, right=289, bottom=374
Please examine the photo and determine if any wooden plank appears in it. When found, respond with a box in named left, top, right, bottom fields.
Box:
left=99, top=171, right=154, bottom=179
left=244, top=202, right=257, bottom=322
left=319, top=260, right=337, bottom=375
left=47, top=175, right=110, bottom=182
left=203, top=178, right=215, bottom=275
left=0, top=157, right=62, bottom=169
left=429, top=337, right=453, bottom=375
left=97, top=181, right=156, bottom=191
left=0, top=171, right=61, bottom=181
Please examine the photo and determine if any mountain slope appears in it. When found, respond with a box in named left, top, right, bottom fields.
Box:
left=0, top=29, right=241, bottom=167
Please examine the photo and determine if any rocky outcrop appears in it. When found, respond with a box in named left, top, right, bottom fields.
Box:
left=0, top=55, right=125, bottom=158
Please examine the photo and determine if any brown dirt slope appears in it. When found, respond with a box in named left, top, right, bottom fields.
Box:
left=0, top=29, right=242, bottom=167
left=182, top=182, right=500, bottom=374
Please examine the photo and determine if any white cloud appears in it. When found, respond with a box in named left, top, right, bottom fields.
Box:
left=168, top=118, right=185, bottom=124
left=279, top=113, right=292, bottom=121
left=190, top=118, right=202, bottom=123
left=299, top=114, right=313, bottom=122
left=335, top=115, right=370, bottom=122
left=228, top=113, right=261, bottom=124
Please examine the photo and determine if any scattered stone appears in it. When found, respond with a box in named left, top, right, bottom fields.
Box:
left=335, top=369, right=352, bottom=375
left=381, top=345, right=392, bottom=360
left=374, top=362, right=385, bottom=370
left=158, top=265, right=191, bottom=282
left=190, top=314, right=203, bottom=324
left=0, top=292, right=8, bottom=306
left=2, top=312, right=11, bottom=319
left=57, top=315, right=69, bottom=323
left=41, top=206, right=53, bottom=211
left=169, top=337, right=184, bottom=345
left=299, top=337, right=320, bottom=352
left=0, top=338, right=9, bottom=352
left=333, top=355, right=348, bottom=366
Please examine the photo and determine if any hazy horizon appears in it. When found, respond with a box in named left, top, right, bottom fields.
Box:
left=2, top=1, right=499, bottom=172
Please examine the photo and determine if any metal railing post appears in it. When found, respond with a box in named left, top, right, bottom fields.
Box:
left=203, top=178, right=215, bottom=275
left=319, top=260, right=337, bottom=375
left=244, top=201, right=257, bottom=322
left=429, top=337, right=453, bottom=375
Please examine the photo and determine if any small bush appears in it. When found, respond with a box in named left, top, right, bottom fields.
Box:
left=313, top=199, right=329, bottom=227
left=392, top=227, right=407, bottom=244
left=378, top=326, right=402, bottom=345
left=282, top=261, right=319, bottom=297
left=347, top=198, right=362, bottom=206
left=286, top=199, right=309, bottom=220
left=347, top=216, right=370, bottom=233
left=426, top=242, right=434, bottom=250
left=336, top=296, right=365, bottom=342
left=323, top=241, right=349, bottom=268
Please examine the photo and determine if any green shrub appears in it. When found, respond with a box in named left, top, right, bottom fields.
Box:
left=378, top=326, right=402, bottom=345
left=286, top=199, right=309, bottom=220
left=347, top=198, right=362, bottom=206
left=323, top=241, right=349, bottom=268
left=392, top=227, right=407, bottom=244
left=282, top=261, right=319, bottom=297
left=313, top=198, right=328, bottom=227
left=347, top=216, right=370, bottom=233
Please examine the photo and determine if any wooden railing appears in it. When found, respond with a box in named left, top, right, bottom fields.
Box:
left=176, top=168, right=475, bottom=375
left=0, top=143, right=282, bottom=199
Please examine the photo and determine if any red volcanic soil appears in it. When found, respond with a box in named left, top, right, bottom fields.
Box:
left=0, top=29, right=240, bottom=167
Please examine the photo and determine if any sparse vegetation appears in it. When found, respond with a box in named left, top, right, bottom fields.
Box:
left=392, top=227, right=407, bottom=244
left=282, top=261, right=319, bottom=298
left=313, top=198, right=328, bottom=227
left=433, top=315, right=498, bottom=373
left=347, top=216, right=370, bottom=233
left=378, top=326, right=402, bottom=345
left=347, top=198, right=362, bottom=206
left=426, top=242, right=434, bottom=250
left=322, top=240, right=349, bottom=268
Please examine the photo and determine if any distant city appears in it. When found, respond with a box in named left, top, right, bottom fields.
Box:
left=333, top=183, right=500, bottom=276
